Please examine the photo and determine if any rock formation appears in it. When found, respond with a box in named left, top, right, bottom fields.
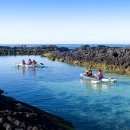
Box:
left=0, top=90, right=74, bottom=130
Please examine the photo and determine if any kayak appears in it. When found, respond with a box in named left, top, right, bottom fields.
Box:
left=80, top=73, right=96, bottom=80
left=80, top=73, right=117, bottom=83
left=16, top=63, right=44, bottom=68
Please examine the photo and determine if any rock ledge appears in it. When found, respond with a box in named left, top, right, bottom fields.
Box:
left=0, top=91, right=74, bottom=130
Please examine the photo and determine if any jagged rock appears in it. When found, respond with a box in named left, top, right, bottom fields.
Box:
left=32, top=126, right=38, bottom=130
left=6, top=124, right=12, bottom=130
left=14, top=120, right=20, bottom=127
left=7, top=116, right=13, bottom=123
left=0, top=90, right=4, bottom=95
left=15, top=128, right=24, bottom=130
left=0, top=117, right=4, bottom=124
left=0, top=95, right=74, bottom=130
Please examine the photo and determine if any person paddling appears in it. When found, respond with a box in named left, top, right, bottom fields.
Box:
left=32, top=59, right=37, bottom=65
left=86, top=68, right=93, bottom=77
left=97, top=69, right=104, bottom=80
left=27, top=59, right=32, bottom=65
left=21, top=59, right=26, bottom=65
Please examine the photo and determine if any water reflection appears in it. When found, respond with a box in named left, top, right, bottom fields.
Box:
left=16, top=66, right=36, bottom=76
left=80, top=78, right=116, bottom=92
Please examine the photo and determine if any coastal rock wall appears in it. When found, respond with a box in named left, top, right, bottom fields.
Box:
left=0, top=90, right=74, bottom=130
left=42, top=45, right=130, bottom=74
left=72, top=45, right=130, bottom=68
left=0, top=45, right=68, bottom=55
left=0, top=45, right=130, bottom=74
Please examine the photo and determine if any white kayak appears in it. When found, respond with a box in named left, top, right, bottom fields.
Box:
left=16, top=63, right=44, bottom=68
left=80, top=73, right=97, bottom=80
left=80, top=73, right=117, bottom=84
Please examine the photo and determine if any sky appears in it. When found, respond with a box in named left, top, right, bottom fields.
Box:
left=0, top=0, right=130, bottom=44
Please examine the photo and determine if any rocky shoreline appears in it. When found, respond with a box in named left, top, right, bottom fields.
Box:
left=0, top=45, right=68, bottom=55
left=42, top=45, right=130, bottom=75
left=0, top=90, right=74, bottom=130
left=0, top=44, right=130, bottom=74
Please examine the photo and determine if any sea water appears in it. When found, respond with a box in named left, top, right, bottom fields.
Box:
left=0, top=56, right=130, bottom=130
left=0, top=43, right=130, bottom=49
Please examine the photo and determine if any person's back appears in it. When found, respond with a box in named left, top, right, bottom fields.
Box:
left=86, top=69, right=92, bottom=77
left=21, top=60, right=26, bottom=65
left=97, top=69, right=103, bottom=80
left=27, top=59, right=32, bottom=65
left=32, top=60, right=37, bottom=65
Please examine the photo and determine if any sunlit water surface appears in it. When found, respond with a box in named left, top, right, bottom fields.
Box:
left=0, top=56, right=130, bottom=130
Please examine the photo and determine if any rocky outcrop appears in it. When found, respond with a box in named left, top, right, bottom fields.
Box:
left=0, top=45, right=68, bottom=55
left=42, top=45, right=130, bottom=75
left=0, top=44, right=130, bottom=74
left=0, top=90, right=74, bottom=130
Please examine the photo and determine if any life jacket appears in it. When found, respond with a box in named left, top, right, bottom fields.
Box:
left=28, top=60, right=32, bottom=65
left=98, top=72, right=103, bottom=77
left=32, top=60, right=37, bottom=64
left=86, top=71, right=92, bottom=77
left=22, top=60, right=26, bottom=64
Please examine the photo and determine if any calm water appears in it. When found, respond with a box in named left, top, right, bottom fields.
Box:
left=0, top=56, right=130, bottom=130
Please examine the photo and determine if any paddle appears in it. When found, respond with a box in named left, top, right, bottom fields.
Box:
left=40, top=63, right=44, bottom=65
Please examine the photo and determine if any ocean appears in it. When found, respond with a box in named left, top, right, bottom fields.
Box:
left=0, top=55, right=130, bottom=130
left=0, top=43, right=130, bottom=49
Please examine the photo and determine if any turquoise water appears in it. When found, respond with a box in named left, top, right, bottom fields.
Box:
left=0, top=56, right=130, bottom=130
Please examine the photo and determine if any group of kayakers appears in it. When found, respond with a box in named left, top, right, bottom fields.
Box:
left=21, top=59, right=37, bottom=65
left=85, top=67, right=104, bottom=80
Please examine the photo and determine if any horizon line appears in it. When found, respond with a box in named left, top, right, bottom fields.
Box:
left=0, top=43, right=130, bottom=45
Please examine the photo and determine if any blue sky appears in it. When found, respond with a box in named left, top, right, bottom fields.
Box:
left=0, top=0, right=130, bottom=44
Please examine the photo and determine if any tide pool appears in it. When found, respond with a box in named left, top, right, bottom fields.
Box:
left=0, top=56, right=130, bottom=130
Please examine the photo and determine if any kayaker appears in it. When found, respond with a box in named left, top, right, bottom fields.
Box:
left=86, top=68, right=93, bottom=77
left=32, top=59, right=37, bottom=65
left=27, top=59, right=32, bottom=65
left=21, top=59, right=26, bottom=65
left=97, top=69, right=104, bottom=80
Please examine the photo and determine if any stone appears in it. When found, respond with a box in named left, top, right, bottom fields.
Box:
left=14, top=120, right=20, bottom=127
left=32, top=126, right=38, bottom=130
left=27, top=126, right=32, bottom=130
left=6, top=124, right=12, bottom=130
left=3, top=123, right=8, bottom=128
left=0, top=117, right=4, bottom=123
left=13, top=112, right=18, bottom=115
left=15, top=128, right=24, bottom=130
left=7, top=116, right=13, bottom=123
left=0, top=90, right=4, bottom=95
left=20, top=122, right=26, bottom=128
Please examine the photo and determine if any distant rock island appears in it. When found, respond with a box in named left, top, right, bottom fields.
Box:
left=0, top=44, right=130, bottom=74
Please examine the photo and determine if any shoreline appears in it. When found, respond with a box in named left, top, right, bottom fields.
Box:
left=43, top=45, right=130, bottom=75
left=42, top=45, right=130, bottom=75
left=0, top=90, right=74, bottom=130
left=0, top=44, right=130, bottom=75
